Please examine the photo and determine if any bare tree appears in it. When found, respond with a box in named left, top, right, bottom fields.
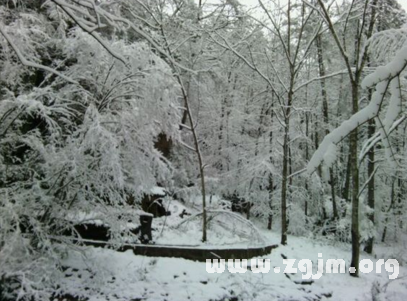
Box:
left=315, top=0, right=378, bottom=276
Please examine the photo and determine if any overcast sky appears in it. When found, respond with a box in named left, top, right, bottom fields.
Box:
left=400, top=0, right=407, bottom=11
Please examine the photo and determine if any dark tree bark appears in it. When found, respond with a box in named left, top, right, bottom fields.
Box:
left=316, top=34, right=338, bottom=220
left=364, top=118, right=375, bottom=254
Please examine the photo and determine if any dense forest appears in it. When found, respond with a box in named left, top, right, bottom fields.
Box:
left=1, top=0, right=407, bottom=300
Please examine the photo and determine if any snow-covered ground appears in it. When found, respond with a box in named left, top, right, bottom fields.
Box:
left=59, top=224, right=407, bottom=301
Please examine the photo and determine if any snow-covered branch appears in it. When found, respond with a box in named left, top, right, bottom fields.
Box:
left=307, top=45, right=407, bottom=174
left=0, top=24, right=78, bottom=85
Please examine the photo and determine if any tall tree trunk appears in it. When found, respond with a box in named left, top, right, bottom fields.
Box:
left=281, top=86, right=293, bottom=245
left=314, top=112, right=326, bottom=220
left=268, top=93, right=275, bottom=230
left=382, top=179, right=396, bottom=243
left=181, top=86, right=207, bottom=242
left=281, top=123, right=289, bottom=245
left=342, top=147, right=352, bottom=208
left=316, top=34, right=338, bottom=220
left=159, top=24, right=207, bottom=242
left=349, top=84, right=360, bottom=277
left=268, top=175, right=273, bottom=230
left=317, top=0, right=377, bottom=277
left=364, top=119, right=375, bottom=254
left=305, top=111, right=309, bottom=219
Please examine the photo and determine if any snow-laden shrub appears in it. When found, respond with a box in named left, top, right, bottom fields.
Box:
left=0, top=3, right=181, bottom=299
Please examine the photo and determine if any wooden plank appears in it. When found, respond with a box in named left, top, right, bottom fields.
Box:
left=118, top=243, right=279, bottom=262
left=55, top=236, right=278, bottom=261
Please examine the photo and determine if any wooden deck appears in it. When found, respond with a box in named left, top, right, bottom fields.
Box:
left=69, top=238, right=278, bottom=262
